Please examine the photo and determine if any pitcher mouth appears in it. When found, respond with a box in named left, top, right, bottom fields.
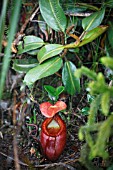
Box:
left=47, top=119, right=60, bottom=135
left=41, top=115, right=66, bottom=137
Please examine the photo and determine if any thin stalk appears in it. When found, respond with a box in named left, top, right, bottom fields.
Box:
left=76, top=3, right=99, bottom=11
left=0, top=0, right=8, bottom=52
left=0, top=1, right=21, bottom=99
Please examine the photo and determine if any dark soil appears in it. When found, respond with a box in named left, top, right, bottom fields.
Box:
left=0, top=69, right=89, bottom=170
left=1, top=69, right=111, bottom=170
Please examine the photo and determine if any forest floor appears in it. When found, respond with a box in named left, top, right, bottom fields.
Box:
left=0, top=68, right=85, bottom=170
left=0, top=68, right=109, bottom=170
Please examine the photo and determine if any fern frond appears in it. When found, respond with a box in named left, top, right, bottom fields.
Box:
left=88, top=95, right=101, bottom=125
left=90, top=114, right=113, bottom=159
left=74, top=66, right=97, bottom=80
left=101, top=92, right=110, bottom=116
left=101, top=57, right=113, bottom=70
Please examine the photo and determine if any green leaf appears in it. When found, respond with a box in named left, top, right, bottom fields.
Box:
left=107, top=21, right=113, bottom=47
left=24, top=57, right=62, bottom=86
left=101, top=57, right=113, bottom=70
left=62, top=2, right=99, bottom=13
left=18, top=35, right=45, bottom=54
left=62, top=2, right=87, bottom=14
left=64, top=25, right=108, bottom=49
left=87, top=94, right=94, bottom=103
left=56, top=86, right=64, bottom=96
left=12, top=58, right=38, bottom=73
left=39, top=0, right=67, bottom=32
left=79, top=25, right=108, bottom=47
left=44, top=85, right=56, bottom=100
left=82, top=8, right=105, bottom=31
left=105, top=38, right=113, bottom=57
left=38, top=44, right=64, bottom=63
left=44, top=85, right=64, bottom=100
left=27, top=49, right=39, bottom=55
left=104, top=0, right=113, bottom=8
left=107, top=164, right=113, bottom=170
left=81, top=107, right=90, bottom=115
left=62, top=61, right=80, bottom=95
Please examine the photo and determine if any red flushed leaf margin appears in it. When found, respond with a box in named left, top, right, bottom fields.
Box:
left=40, top=101, right=67, bottom=118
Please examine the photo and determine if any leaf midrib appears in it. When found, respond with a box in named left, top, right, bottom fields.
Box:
left=85, top=13, right=98, bottom=31
left=49, top=0, right=63, bottom=32
left=67, top=62, right=76, bottom=92
left=27, top=57, right=62, bottom=84
left=39, top=46, right=64, bottom=63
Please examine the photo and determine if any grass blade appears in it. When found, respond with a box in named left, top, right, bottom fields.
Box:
left=0, top=0, right=21, bottom=99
